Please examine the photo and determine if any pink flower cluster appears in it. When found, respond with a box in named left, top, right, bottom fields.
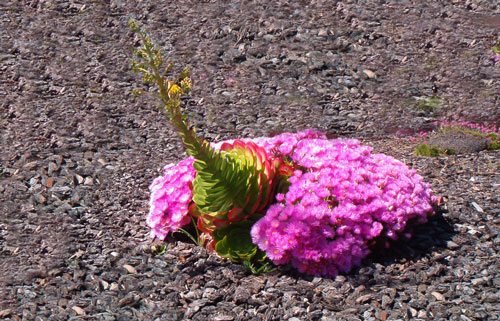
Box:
left=147, top=157, right=195, bottom=240
left=147, top=130, right=326, bottom=239
left=147, top=131, right=436, bottom=277
left=250, top=137, right=436, bottom=277
left=435, top=120, right=499, bottom=135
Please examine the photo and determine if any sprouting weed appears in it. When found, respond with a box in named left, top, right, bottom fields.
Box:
left=414, top=143, right=453, bottom=157
left=414, top=95, right=443, bottom=112
left=151, top=244, right=168, bottom=256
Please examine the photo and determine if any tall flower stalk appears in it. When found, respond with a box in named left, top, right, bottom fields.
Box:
left=129, top=20, right=276, bottom=271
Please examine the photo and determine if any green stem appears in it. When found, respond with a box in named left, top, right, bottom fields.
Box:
left=177, top=228, right=199, bottom=245
left=140, top=37, right=214, bottom=162
left=191, top=216, right=200, bottom=245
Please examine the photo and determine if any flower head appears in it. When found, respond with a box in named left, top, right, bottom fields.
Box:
left=147, top=157, right=196, bottom=239
left=251, top=137, right=435, bottom=277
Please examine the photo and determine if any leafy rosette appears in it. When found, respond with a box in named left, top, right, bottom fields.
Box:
left=191, top=140, right=281, bottom=233
left=147, top=139, right=283, bottom=272
left=147, top=130, right=328, bottom=240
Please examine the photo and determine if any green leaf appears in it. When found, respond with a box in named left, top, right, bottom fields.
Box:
left=151, top=244, right=167, bottom=255
left=212, top=221, right=274, bottom=274
left=190, top=140, right=277, bottom=231
left=214, top=221, right=255, bottom=259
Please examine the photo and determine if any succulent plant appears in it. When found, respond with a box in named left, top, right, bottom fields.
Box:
left=189, top=139, right=282, bottom=233
left=129, top=20, right=277, bottom=268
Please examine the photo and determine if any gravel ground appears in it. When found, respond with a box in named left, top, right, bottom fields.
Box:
left=1, top=1, right=499, bottom=320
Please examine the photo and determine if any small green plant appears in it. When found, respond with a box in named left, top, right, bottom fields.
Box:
left=492, top=42, right=500, bottom=64
left=485, top=133, right=500, bottom=150
left=131, top=88, right=143, bottom=96
left=492, top=42, right=500, bottom=55
left=439, top=125, right=500, bottom=151
left=414, top=143, right=454, bottom=157
left=151, top=244, right=168, bottom=256
left=414, top=122, right=499, bottom=156
left=415, top=96, right=443, bottom=112
left=213, top=221, right=274, bottom=274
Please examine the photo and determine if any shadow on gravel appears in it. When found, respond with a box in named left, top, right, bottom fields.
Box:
left=164, top=209, right=456, bottom=281
left=367, top=211, right=456, bottom=267
left=277, top=210, right=457, bottom=281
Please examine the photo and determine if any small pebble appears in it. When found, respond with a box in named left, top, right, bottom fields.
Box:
left=214, top=315, right=235, bottom=321
left=101, top=280, right=109, bottom=290
left=84, top=177, right=94, bottom=186
left=363, top=69, right=377, bottom=79
left=122, top=264, right=137, bottom=274
left=356, top=294, right=372, bottom=304
left=0, top=309, right=11, bottom=318
left=431, top=291, right=445, bottom=301
left=110, top=283, right=119, bottom=291
left=470, top=202, right=484, bottom=213
left=447, top=241, right=459, bottom=249
left=418, top=310, right=427, bottom=318
left=71, top=306, right=85, bottom=315
left=377, top=310, right=388, bottom=321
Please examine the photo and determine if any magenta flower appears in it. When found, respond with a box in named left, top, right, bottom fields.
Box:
left=147, top=130, right=326, bottom=239
left=147, top=157, right=196, bottom=239
left=251, top=138, right=435, bottom=277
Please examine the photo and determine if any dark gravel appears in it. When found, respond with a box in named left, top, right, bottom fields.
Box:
left=1, top=1, right=499, bottom=320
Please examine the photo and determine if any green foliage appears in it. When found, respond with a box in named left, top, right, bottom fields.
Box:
left=485, top=133, right=500, bottom=150
left=213, top=221, right=274, bottom=274
left=439, top=125, right=480, bottom=137
left=131, top=88, right=143, bottom=96
left=414, top=144, right=439, bottom=157
left=414, top=124, right=500, bottom=156
left=414, top=144, right=454, bottom=157
left=151, top=244, right=167, bottom=256
left=492, top=42, right=500, bottom=54
left=488, top=141, right=500, bottom=150
left=439, top=125, right=500, bottom=151
left=190, top=140, right=279, bottom=232
left=415, top=96, right=443, bottom=112
left=192, top=147, right=255, bottom=214
left=130, top=20, right=263, bottom=218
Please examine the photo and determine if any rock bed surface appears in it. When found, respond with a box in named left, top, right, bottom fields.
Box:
left=0, top=1, right=499, bottom=320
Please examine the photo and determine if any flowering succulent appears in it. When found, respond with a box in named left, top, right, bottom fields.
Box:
left=130, top=20, right=281, bottom=270
left=131, top=21, right=437, bottom=276
left=192, top=140, right=281, bottom=233
left=251, top=138, right=435, bottom=276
